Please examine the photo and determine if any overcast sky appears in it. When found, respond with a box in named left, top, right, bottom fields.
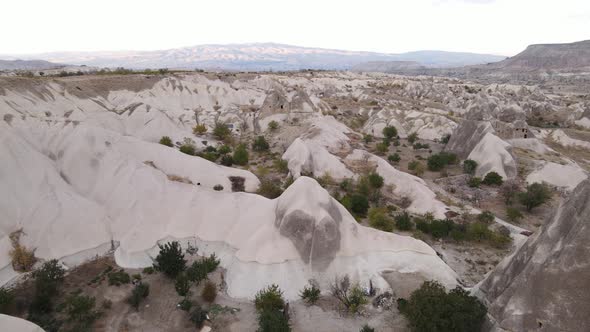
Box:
left=2, top=0, right=589, bottom=56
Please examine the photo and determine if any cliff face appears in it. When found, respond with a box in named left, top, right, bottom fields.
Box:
left=480, top=179, right=590, bottom=331
left=493, top=40, right=590, bottom=71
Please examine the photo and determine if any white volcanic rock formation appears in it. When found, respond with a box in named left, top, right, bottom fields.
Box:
left=0, top=314, right=45, bottom=332
left=0, top=75, right=458, bottom=301
left=479, top=179, right=590, bottom=331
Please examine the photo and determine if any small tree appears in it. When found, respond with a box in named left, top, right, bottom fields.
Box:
left=382, top=126, right=398, bottom=140
left=506, top=207, right=523, bottom=223
left=268, top=120, right=279, bottom=131
left=255, top=284, right=285, bottom=312
left=367, top=172, right=384, bottom=189
left=349, top=194, right=369, bottom=216
left=462, top=159, right=478, bottom=175
left=407, top=132, right=418, bottom=144
left=154, top=241, right=187, bottom=278
left=375, top=142, right=388, bottom=155
left=518, top=182, right=551, bottom=212
left=128, top=283, right=150, bottom=310
left=213, top=122, right=231, bottom=140
left=253, top=136, right=270, bottom=151
left=30, top=259, right=66, bottom=314
left=360, top=325, right=375, bottom=332
left=395, top=212, right=413, bottom=231
left=257, top=308, right=291, bottom=332
left=408, top=160, right=425, bottom=176
left=175, top=273, right=190, bottom=296
left=299, top=281, right=320, bottom=305
left=193, top=124, right=207, bottom=135
left=159, top=136, right=174, bottom=147
left=233, top=144, right=249, bottom=166
left=482, top=171, right=503, bottom=186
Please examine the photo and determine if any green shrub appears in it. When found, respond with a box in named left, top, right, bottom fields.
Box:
left=218, top=145, right=232, bottom=155
left=395, top=212, right=413, bottom=231
left=466, top=222, right=491, bottom=242
left=128, top=283, right=149, bottom=310
left=427, top=152, right=458, bottom=171
left=477, top=211, right=495, bottom=224
left=233, top=144, right=249, bottom=165
left=467, top=177, right=481, bottom=188
left=30, top=260, right=66, bottom=314
left=376, top=142, right=388, bottom=155
left=299, top=282, right=321, bottom=305
left=213, top=184, right=224, bottom=191
left=506, top=207, right=523, bottom=223
left=153, top=241, right=187, bottom=278
left=268, top=120, right=279, bottom=131
left=108, top=270, right=130, bottom=286
left=201, top=254, right=220, bottom=273
left=274, top=159, right=289, bottom=174
left=482, top=171, right=503, bottom=186
left=253, top=136, right=270, bottom=151
left=462, top=159, right=478, bottom=175
left=368, top=207, right=394, bottom=232
left=159, top=136, right=173, bottom=147
left=363, top=135, right=373, bottom=144
left=388, top=153, right=401, bottom=163
left=383, top=126, right=398, bottom=139
left=201, top=281, right=217, bottom=303
left=330, top=275, right=367, bottom=314
left=193, top=124, right=207, bottom=135
left=413, top=143, right=430, bottom=150
left=179, top=298, right=192, bottom=311
left=220, top=154, right=234, bottom=166
left=0, top=287, right=14, bottom=314
left=179, top=144, right=196, bottom=156
left=62, top=293, right=100, bottom=330
left=340, top=178, right=354, bottom=193
left=186, top=262, right=208, bottom=285
left=255, top=284, right=285, bottom=312
left=400, top=281, right=486, bottom=332
left=175, top=273, right=190, bottom=296
left=407, top=132, right=418, bottom=144
left=349, top=194, right=369, bottom=216
left=142, top=267, right=155, bottom=275
left=190, top=304, right=208, bottom=328
left=257, top=307, right=291, bottom=332
left=367, top=172, right=384, bottom=189
left=213, top=122, right=231, bottom=140
left=408, top=160, right=425, bottom=176
left=518, top=182, right=551, bottom=212
left=441, top=134, right=451, bottom=144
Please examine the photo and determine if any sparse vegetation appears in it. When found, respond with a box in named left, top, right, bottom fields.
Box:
left=128, top=283, right=150, bottom=310
left=330, top=275, right=367, bottom=314
left=427, top=152, right=458, bottom=171
left=179, top=143, right=196, bottom=156
left=268, top=120, right=279, bottom=131
left=62, top=293, right=101, bottom=331
left=189, top=303, right=208, bottom=328
left=506, top=207, right=523, bottom=223
left=388, top=153, right=401, bottom=163
left=467, top=177, right=481, bottom=188
left=9, top=229, right=36, bottom=272
left=193, top=124, right=207, bottom=135
left=518, top=182, right=551, bottom=212
left=213, top=122, right=231, bottom=140
left=408, top=160, right=425, bottom=176
left=0, top=287, right=14, bottom=314
left=175, top=273, right=190, bottom=296
left=258, top=179, right=284, bottom=198
left=253, top=135, right=270, bottom=151
left=368, top=207, right=394, bottom=232
left=254, top=284, right=290, bottom=332
left=159, top=136, right=174, bottom=147
left=233, top=144, right=249, bottom=165
left=299, top=281, right=321, bottom=305
left=407, top=132, right=418, bottom=144
left=107, top=270, right=130, bottom=286
left=382, top=126, right=398, bottom=140
left=395, top=211, right=413, bottom=231
left=201, top=281, right=218, bottom=303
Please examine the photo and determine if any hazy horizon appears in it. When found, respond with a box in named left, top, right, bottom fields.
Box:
left=2, top=0, right=589, bottom=56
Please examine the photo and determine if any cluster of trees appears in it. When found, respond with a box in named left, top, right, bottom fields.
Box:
left=338, top=172, right=385, bottom=217
left=427, top=152, right=458, bottom=172
left=412, top=212, right=511, bottom=248
left=398, top=281, right=487, bottom=332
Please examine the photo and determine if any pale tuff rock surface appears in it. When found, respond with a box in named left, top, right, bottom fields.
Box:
left=526, top=161, right=587, bottom=190
left=467, top=132, right=517, bottom=179
left=0, top=74, right=458, bottom=301
left=479, top=179, right=590, bottom=332
left=0, top=314, right=45, bottom=332
left=445, top=120, right=494, bottom=159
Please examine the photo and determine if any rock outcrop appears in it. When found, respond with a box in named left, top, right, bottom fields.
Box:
left=479, top=179, right=590, bottom=331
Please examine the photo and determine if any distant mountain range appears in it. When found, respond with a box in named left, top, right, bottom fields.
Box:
left=0, top=43, right=506, bottom=71
left=0, top=59, right=65, bottom=71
